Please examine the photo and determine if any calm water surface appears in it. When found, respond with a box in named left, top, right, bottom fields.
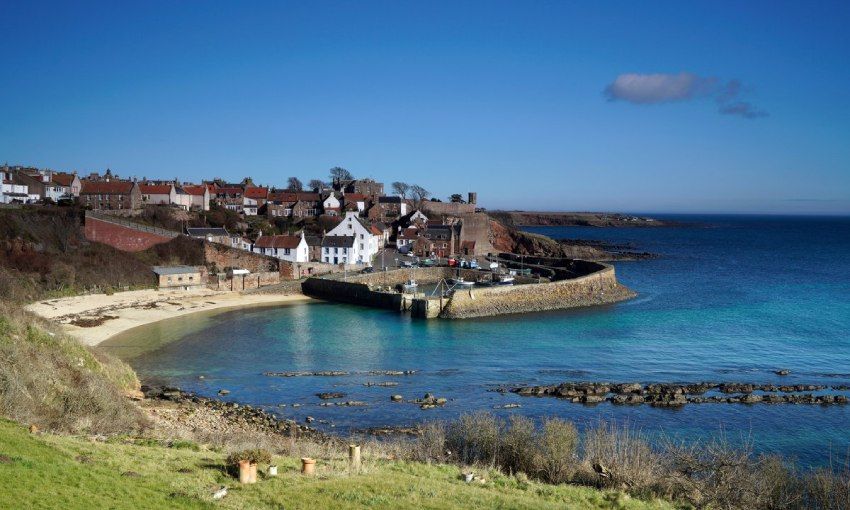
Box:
left=103, top=215, right=850, bottom=467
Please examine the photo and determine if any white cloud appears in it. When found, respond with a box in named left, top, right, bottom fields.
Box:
left=604, top=72, right=767, bottom=119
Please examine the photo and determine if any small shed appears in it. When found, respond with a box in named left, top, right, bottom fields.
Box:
left=152, top=266, right=205, bottom=290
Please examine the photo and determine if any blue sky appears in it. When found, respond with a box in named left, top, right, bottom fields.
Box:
left=2, top=1, right=849, bottom=213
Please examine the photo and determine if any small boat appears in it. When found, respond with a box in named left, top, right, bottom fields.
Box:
left=494, top=274, right=515, bottom=285
left=403, top=279, right=418, bottom=292
left=450, top=277, right=475, bottom=287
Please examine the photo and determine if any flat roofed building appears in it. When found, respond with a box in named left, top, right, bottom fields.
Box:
left=152, top=266, right=205, bottom=290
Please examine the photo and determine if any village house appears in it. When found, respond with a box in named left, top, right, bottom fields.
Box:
left=1, top=167, right=30, bottom=204
left=172, top=187, right=193, bottom=210
left=325, top=211, right=383, bottom=264
left=140, top=183, right=176, bottom=205
left=52, top=172, right=82, bottom=198
left=215, top=186, right=245, bottom=212
left=79, top=180, right=142, bottom=210
left=321, top=235, right=356, bottom=264
left=292, top=192, right=322, bottom=217
left=322, top=193, right=341, bottom=216
left=413, top=224, right=459, bottom=258
left=305, top=234, right=323, bottom=261
left=152, top=266, right=206, bottom=290
left=179, top=185, right=210, bottom=211
left=252, top=232, right=309, bottom=263
left=243, top=186, right=268, bottom=216
left=342, top=193, right=369, bottom=213
left=8, top=168, right=55, bottom=202
left=367, top=195, right=408, bottom=223
left=397, top=226, right=420, bottom=252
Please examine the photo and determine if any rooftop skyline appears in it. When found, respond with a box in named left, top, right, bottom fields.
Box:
left=1, top=1, right=848, bottom=214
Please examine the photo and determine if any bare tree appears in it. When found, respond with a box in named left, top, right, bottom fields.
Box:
left=391, top=181, right=410, bottom=198
left=287, top=177, right=303, bottom=192
left=329, top=167, right=353, bottom=182
left=308, top=179, right=325, bottom=191
left=411, top=185, right=431, bottom=204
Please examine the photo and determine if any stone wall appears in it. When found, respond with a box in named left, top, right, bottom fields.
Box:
left=301, top=277, right=402, bottom=311
left=84, top=216, right=175, bottom=252
left=209, top=271, right=280, bottom=291
left=203, top=242, right=278, bottom=273
left=440, top=264, right=635, bottom=319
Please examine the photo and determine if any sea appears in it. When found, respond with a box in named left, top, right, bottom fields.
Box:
left=102, top=215, right=850, bottom=467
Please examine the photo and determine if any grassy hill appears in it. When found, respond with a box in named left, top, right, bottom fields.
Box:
left=0, top=419, right=669, bottom=510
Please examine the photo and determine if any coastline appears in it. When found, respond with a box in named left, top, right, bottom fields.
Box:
left=26, top=288, right=313, bottom=346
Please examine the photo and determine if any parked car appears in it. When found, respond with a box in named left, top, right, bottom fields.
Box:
left=469, top=259, right=479, bottom=269
left=362, top=266, right=375, bottom=273
left=447, top=258, right=457, bottom=267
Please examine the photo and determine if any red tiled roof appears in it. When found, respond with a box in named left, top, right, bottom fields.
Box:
left=52, top=173, right=76, bottom=186
left=217, top=187, right=243, bottom=195
left=296, top=192, right=321, bottom=202
left=369, top=225, right=383, bottom=235
left=80, top=180, right=135, bottom=195
left=268, top=192, right=297, bottom=203
left=181, top=185, right=207, bottom=196
left=254, top=235, right=302, bottom=249
left=139, top=184, right=173, bottom=194
left=399, top=227, right=419, bottom=239
left=244, top=186, right=269, bottom=199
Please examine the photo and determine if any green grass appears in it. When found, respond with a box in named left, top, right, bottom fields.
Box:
left=0, top=420, right=675, bottom=510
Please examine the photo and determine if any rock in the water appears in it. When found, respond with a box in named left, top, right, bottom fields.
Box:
left=217, top=389, right=230, bottom=396
left=390, top=395, right=403, bottom=402
left=776, top=369, right=791, bottom=376
left=316, top=392, right=345, bottom=400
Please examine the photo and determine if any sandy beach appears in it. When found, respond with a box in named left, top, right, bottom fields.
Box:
left=26, top=289, right=312, bottom=346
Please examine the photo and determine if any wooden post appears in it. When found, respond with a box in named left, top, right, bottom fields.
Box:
left=301, top=457, right=316, bottom=476
left=349, top=444, right=361, bottom=471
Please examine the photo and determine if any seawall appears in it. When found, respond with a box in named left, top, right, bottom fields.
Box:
left=301, top=261, right=634, bottom=319
left=440, top=263, right=635, bottom=319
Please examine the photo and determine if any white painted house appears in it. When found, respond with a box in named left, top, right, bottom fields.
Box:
left=140, top=184, right=176, bottom=205
left=324, top=211, right=382, bottom=264
left=322, top=193, right=341, bottom=215
left=321, top=235, right=356, bottom=264
left=253, top=232, right=309, bottom=263
left=1, top=168, right=29, bottom=203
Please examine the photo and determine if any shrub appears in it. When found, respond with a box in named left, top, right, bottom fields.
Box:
left=501, top=415, right=536, bottom=475
left=581, top=421, right=662, bottom=494
left=535, top=418, right=579, bottom=484
left=226, top=448, right=272, bottom=465
left=412, top=421, right=447, bottom=464
left=446, top=412, right=503, bottom=467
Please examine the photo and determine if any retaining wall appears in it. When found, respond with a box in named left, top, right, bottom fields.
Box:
left=84, top=216, right=175, bottom=252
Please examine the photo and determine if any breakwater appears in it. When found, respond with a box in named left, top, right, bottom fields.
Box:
left=300, top=259, right=634, bottom=319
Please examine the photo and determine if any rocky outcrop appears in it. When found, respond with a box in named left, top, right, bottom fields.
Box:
left=510, top=381, right=849, bottom=406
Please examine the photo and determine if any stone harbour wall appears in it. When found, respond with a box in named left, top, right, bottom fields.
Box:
left=440, top=263, right=634, bottom=319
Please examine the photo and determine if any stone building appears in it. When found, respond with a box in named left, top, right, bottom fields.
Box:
left=152, top=266, right=206, bottom=290
left=79, top=180, right=142, bottom=210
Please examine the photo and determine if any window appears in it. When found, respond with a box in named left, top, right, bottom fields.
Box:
left=360, top=234, right=364, bottom=239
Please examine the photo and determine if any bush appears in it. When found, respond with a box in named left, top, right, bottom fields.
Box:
left=501, top=415, right=536, bottom=475
left=446, top=412, right=503, bottom=467
left=412, top=421, right=447, bottom=464
left=226, top=448, right=272, bottom=465
left=536, top=418, right=579, bottom=484
left=581, top=421, right=662, bottom=494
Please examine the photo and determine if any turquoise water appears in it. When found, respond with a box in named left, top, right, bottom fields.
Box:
left=106, top=215, right=850, bottom=467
